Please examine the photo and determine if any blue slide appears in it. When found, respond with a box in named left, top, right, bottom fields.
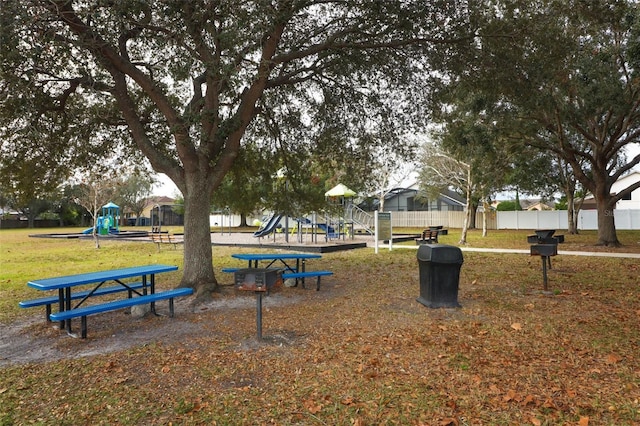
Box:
left=253, top=214, right=283, bottom=238
left=317, top=223, right=338, bottom=239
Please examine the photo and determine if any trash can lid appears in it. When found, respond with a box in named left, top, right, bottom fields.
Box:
left=417, top=244, right=464, bottom=263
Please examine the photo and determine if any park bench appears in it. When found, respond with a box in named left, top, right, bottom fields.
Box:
left=416, top=229, right=439, bottom=245
left=19, top=281, right=147, bottom=322
left=151, top=233, right=183, bottom=250
left=281, top=270, right=333, bottom=291
left=49, top=288, right=194, bottom=338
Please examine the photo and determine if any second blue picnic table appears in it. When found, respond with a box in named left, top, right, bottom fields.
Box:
left=231, top=252, right=321, bottom=273
left=230, top=253, right=324, bottom=339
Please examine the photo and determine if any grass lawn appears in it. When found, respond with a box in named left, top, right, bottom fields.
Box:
left=0, top=227, right=639, bottom=425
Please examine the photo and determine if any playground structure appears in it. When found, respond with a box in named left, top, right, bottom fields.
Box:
left=253, top=183, right=374, bottom=243
left=82, top=202, right=120, bottom=235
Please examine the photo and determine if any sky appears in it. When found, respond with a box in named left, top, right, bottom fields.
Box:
left=153, top=174, right=180, bottom=197
left=152, top=143, right=640, bottom=198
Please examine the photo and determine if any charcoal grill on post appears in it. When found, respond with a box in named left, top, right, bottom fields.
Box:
left=234, top=268, right=281, bottom=339
left=528, top=230, right=563, bottom=291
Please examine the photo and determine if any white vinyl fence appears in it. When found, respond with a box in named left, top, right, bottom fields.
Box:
left=369, top=211, right=497, bottom=230
left=355, top=210, right=640, bottom=231
left=497, top=209, right=640, bottom=230
left=209, top=209, right=640, bottom=231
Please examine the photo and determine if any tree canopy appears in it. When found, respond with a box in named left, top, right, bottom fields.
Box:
left=1, top=1, right=476, bottom=294
left=433, top=0, right=640, bottom=245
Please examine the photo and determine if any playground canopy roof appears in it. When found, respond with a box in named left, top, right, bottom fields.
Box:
left=325, top=183, right=356, bottom=197
left=102, top=202, right=119, bottom=209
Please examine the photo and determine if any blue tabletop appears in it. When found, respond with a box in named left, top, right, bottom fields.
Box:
left=28, top=264, right=178, bottom=290
left=231, top=253, right=322, bottom=261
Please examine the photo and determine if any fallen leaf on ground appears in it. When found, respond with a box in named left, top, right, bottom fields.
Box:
left=503, top=389, right=517, bottom=402
left=303, top=399, right=323, bottom=414
left=605, top=353, right=622, bottom=364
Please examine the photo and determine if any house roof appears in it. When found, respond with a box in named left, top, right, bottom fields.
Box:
left=520, top=198, right=554, bottom=211
left=582, top=170, right=640, bottom=201
left=373, top=186, right=465, bottom=206
left=437, top=189, right=466, bottom=207
left=144, top=196, right=176, bottom=208
left=612, top=170, right=640, bottom=190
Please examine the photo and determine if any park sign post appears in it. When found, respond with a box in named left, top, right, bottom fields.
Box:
left=374, top=211, right=392, bottom=254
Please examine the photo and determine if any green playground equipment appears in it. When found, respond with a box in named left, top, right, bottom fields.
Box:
left=98, top=202, right=120, bottom=235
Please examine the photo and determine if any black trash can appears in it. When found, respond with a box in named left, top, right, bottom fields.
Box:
left=416, top=244, right=463, bottom=308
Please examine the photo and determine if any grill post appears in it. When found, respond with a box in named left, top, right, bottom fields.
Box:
left=256, top=292, right=263, bottom=340
left=541, top=256, right=549, bottom=291
left=528, top=229, right=563, bottom=292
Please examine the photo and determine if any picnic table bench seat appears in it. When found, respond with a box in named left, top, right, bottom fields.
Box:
left=416, top=229, right=439, bottom=245
left=19, top=281, right=146, bottom=321
left=49, top=288, right=194, bottom=338
left=281, top=270, right=333, bottom=291
left=151, top=233, right=183, bottom=250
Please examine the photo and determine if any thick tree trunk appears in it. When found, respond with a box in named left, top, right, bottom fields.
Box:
left=27, top=212, right=35, bottom=228
left=468, top=202, right=477, bottom=229
left=566, top=191, right=578, bottom=235
left=595, top=197, right=620, bottom=246
left=179, top=179, right=218, bottom=297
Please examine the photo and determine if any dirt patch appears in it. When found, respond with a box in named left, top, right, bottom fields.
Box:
left=0, top=284, right=324, bottom=367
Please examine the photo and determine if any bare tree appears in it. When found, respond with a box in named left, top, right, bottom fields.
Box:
left=367, top=151, right=417, bottom=212
left=74, top=171, right=120, bottom=249
left=116, top=174, right=156, bottom=226
left=418, top=144, right=473, bottom=244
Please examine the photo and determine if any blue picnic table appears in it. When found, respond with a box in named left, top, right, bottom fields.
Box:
left=231, top=252, right=321, bottom=274
left=228, top=253, right=332, bottom=290
left=26, top=264, right=182, bottom=337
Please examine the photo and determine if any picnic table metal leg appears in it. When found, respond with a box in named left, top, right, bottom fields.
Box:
left=57, top=288, right=65, bottom=329
left=150, top=274, right=156, bottom=314
left=80, top=316, right=87, bottom=339
left=65, top=287, right=72, bottom=333
left=301, top=259, right=307, bottom=289
left=168, top=297, right=175, bottom=317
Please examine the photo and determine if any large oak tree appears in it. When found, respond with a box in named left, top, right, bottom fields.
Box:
left=437, top=0, right=640, bottom=246
left=1, top=1, right=475, bottom=295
